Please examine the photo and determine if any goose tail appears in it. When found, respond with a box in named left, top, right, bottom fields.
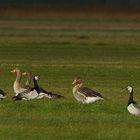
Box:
left=0, top=89, right=6, bottom=96
left=0, top=95, right=6, bottom=100
left=0, top=89, right=6, bottom=100
left=12, top=96, right=19, bottom=101
left=12, top=93, right=23, bottom=101
left=45, top=92, right=64, bottom=99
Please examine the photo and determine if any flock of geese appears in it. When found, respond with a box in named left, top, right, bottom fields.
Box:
left=10, top=68, right=63, bottom=100
left=0, top=68, right=140, bottom=116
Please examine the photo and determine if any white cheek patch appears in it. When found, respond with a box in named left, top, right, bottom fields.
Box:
left=35, top=76, right=39, bottom=80
left=127, top=86, right=133, bottom=93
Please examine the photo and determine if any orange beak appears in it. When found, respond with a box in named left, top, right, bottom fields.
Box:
left=72, top=79, right=77, bottom=85
left=10, top=69, right=16, bottom=73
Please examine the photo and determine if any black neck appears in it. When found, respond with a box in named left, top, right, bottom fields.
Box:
left=33, top=77, right=40, bottom=94
left=33, top=77, right=39, bottom=88
left=127, top=89, right=135, bottom=106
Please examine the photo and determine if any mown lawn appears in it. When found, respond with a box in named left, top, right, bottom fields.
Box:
left=0, top=10, right=140, bottom=140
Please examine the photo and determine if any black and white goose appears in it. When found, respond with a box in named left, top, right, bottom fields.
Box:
left=32, top=75, right=64, bottom=99
left=126, top=86, right=140, bottom=116
left=72, top=77, right=104, bottom=103
left=0, top=89, right=6, bottom=100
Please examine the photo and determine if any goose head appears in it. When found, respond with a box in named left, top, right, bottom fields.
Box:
left=22, top=72, right=39, bottom=81
left=22, top=72, right=30, bottom=76
left=11, top=68, right=21, bottom=74
left=72, top=77, right=83, bottom=86
left=127, top=86, right=133, bottom=93
left=34, top=75, right=39, bottom=81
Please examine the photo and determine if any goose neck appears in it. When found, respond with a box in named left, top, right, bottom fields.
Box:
left=128, top=89, right=134, bottom=106
left=73, top=83, right=83, bottom=93
left=15, top=70, right=22, bottom=84
left=26, top=73, right=32, bottom=85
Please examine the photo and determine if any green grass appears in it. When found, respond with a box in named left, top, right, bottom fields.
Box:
left=0, top=12, right=140, bottom=140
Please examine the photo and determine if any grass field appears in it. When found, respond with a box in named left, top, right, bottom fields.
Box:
left=0, top=9, right=140, bottom=140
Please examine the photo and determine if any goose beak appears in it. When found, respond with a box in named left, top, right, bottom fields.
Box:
left=10, top=69, right=15, bottom=73
left=72, top=80, right=77, bottom=85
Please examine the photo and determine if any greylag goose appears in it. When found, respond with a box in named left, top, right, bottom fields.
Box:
left=11, top=68, right=27, bottom=96
left=33, top=75, right=64, bottom=99
left=0, top=89, right=6, bottom=100
left=11, top=68, right=38, bottom=100
left=126, top=86, right=140, bottom=116
left=22, top=72, right=34, bottom=90
left=72, top=77, right=104, bottom=103
left=12, top=76, right=39, bottom=101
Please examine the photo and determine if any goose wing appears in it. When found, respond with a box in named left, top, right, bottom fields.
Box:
left=39, top=88, right=49, bottom=94
left=12, top=89, right=30, bottom=100
left=30, top=86, right=49, bottom=94
left=12, top=88, right=38, bottom=100
left=133, top=103, right=140, bottom=110
left=47, top=91, right=64, bottom=99
left=39, top=87, right=64, bottom=99
left=78, top=87, right=103, bottom=98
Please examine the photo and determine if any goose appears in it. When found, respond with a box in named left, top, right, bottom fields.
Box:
left=12, top=72, right=39, bottom=101
left=72, top=77, right=104, bottom=103
left=32, top=75, right=64, bottom=99
left=22, top=72, right=34, bottom=90
left=126, top=86, right=140, bottom=116
left=0, top=89, right=6, bottom=100
left=11, top=68, right=27, bottom=96
left=12, top=76, right=39, bottom=101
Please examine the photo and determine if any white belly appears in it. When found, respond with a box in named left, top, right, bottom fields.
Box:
left=13, top=82, right=27, bottom=96
left=83, top=96, right=103, bottom=104
left=25, top=90, right=38, bottom=100
left=13, top=84, right=26, bottom=96
left=127, top=103, right=140, bottom=116
left=14, top=88, right=27, bottom=96
left=36, top=92, right=46, bottom=99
